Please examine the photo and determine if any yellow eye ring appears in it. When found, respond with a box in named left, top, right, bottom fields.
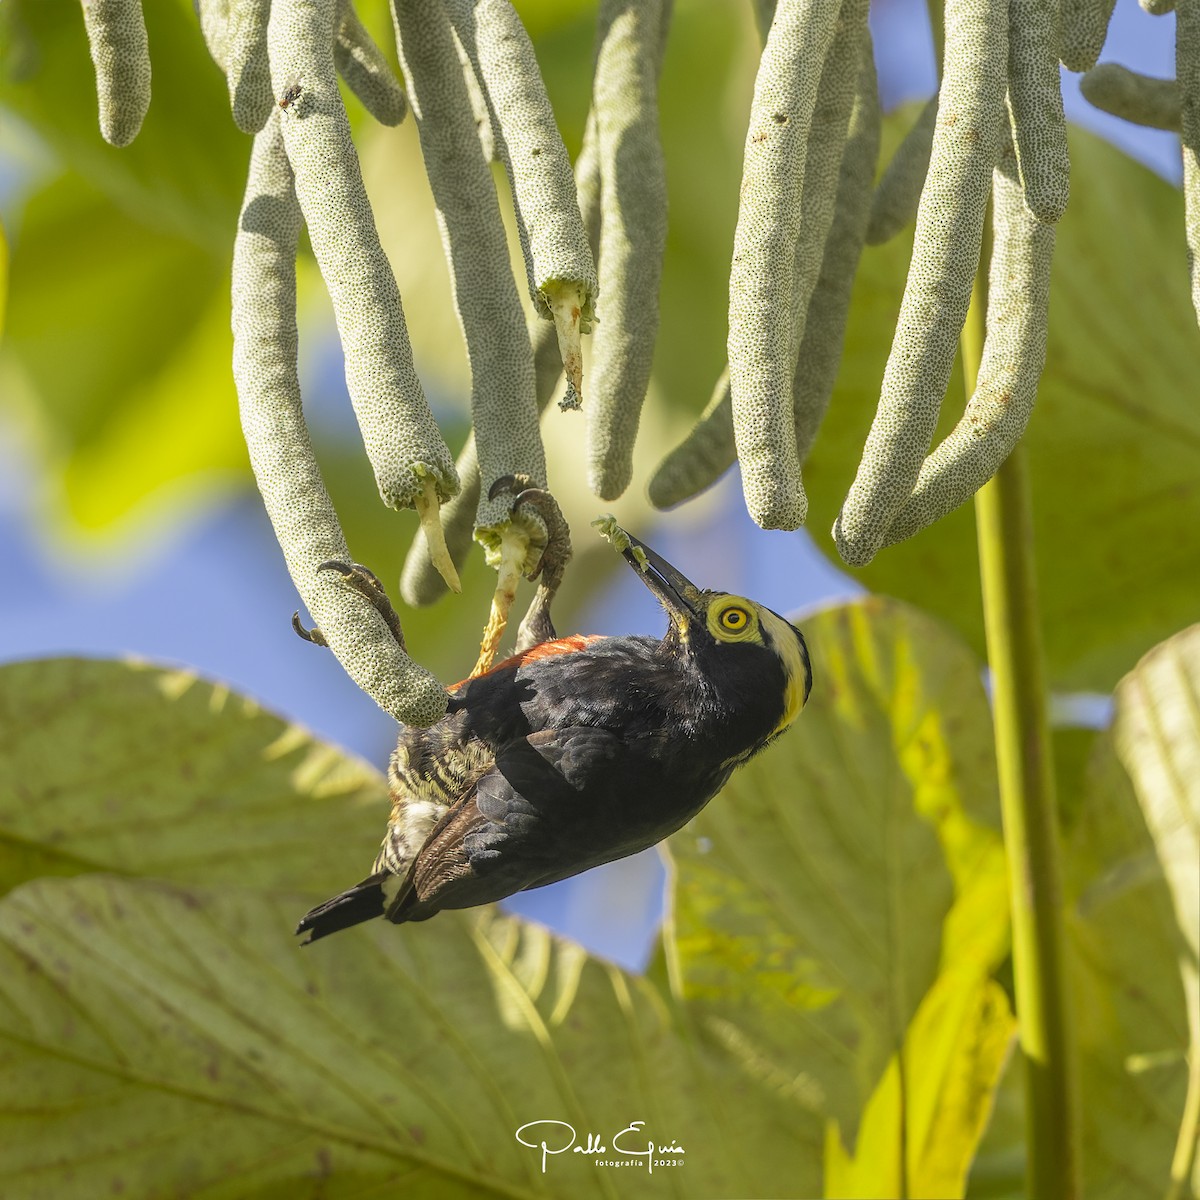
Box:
left=720, top=607, right=749, bottom=630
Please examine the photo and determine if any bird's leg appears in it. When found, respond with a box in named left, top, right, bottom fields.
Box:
left=292, top=561, right=408, bottom=652
left=511, top=488, right=572, bottom=654
left=472, top=476, right=573, bottom=672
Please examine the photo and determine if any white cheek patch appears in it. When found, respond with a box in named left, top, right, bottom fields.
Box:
left=759, top=608, right=810, bottom=734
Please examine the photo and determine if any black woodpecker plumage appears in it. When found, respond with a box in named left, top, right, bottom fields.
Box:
left=296, top=529, right=812, bottom=943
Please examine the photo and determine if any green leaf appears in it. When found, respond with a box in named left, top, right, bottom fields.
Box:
left=803, top=120, right=1200, bottom=694
left=1111, top=624, right=1200, bottom=1200
left=1066, top=709, right=1193, bottom=1199
left=664, top=597, right=1009, bottom=1160
left=0, top=658, right=387, bottom=899
left=0, top=876, right=815, bottom=1199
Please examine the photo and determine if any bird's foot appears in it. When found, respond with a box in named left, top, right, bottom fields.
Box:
left=472, top=478, right=574, bottom=668
left=292, top=560, right=407, bottom=652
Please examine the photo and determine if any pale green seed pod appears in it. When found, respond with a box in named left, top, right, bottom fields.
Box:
left=752, top=0, right=776, bottom=45
left=574, top=110, right=603, bottom=260
left=794, top=32, right=880, bottom=464
left=1007, top=0, right=1070, bottom=223
left=399, top=129, right=598, bottom=607
left=233, top=116, right=448, bottom=727
left=727, top=0, right=841, bottom=530
left=586, top=0, right=671, bottom=501
left=445, top=0, right=597, bottom=324
left=1179, top=0, right=1200, bottom=327
left=649, top=26, right=880, bottom=512
left=334, top=0, right=409, bottom=127
left=390, top=0, right=544, bottom=535
left=80, top=0, right=151, bottom=147
left=267, top=0, right=457, bottom=514
left=881, top=137, right=1054, bottom=549
left=1059, top=0, right=1117, bottom=73
left=647, top=368, right=735, bottom=510
left=446, top=0, right=598, bottom=405
left=208, top=0, right=405, bottom=133
left=786, top=0, right=870, bottom=439
left=1140, top=0, right=1176, bottom=14
left=226, top=0, right=273, bottom=134
left=834, top=0, right=1007, bottom=567
left=196, top=0, right=230, bottom=70
left=1080, top=63, right=1181, bottom=130
left=865, top=95, right=937, bottom=246
left=583, top=0, right=676, bottom=501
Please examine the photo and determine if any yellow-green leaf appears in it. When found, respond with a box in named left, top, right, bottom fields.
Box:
left=825, top=971, right=1015, bottom=1200
left=1066, top=711, right=1193, bottom=1198
left=1112, top=625, right=1200, bottom=1200
left=0, top=876, right=818, bottom=1199
left=0, top=657, right=387, bottom=899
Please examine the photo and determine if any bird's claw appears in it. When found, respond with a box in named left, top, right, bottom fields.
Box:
left=486, top=476, right=573, bottom=587
left=485, top=476, right=574, bottom=656
left=292, top=611, right=328, bottom=646
left=292, top=560, right=408, bottom=652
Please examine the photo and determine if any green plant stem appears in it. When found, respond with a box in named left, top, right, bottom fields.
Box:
left=969, top=221, right=1082, bottom=1198
left=1166, top=1044, right=1200, bottom=1200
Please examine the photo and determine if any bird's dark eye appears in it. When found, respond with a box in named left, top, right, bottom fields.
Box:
left=720, top=606, right=749, bottom=630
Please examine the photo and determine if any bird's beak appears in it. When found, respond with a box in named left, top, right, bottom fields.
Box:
left=616, top=530, right=706, bottom=632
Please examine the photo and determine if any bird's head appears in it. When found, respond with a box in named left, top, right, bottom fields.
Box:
left=604, top=523, right=813, bottom=750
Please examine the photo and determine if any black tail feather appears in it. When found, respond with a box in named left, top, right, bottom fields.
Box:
left=296, top=872, right=390, bottom=944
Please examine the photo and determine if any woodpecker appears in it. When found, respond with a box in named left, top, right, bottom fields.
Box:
left=296, top=518, right=812, bottom=943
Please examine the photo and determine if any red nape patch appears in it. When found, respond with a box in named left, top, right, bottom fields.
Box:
left=451, top=635, right=605, bottom=689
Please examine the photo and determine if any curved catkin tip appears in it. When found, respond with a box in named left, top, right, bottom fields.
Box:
left=233, top=118, right=447, bottom=727
left=226, top=0, right=274, bottom=133
left=391, top=0, right=544, bottom=535
left=335, top=0, right=408, bottom=126
left=865, top=95, right=936, bottom=246
left=1080, top=63, right=1181, bottom=130
left=1179, top=0, right=1200, bottom=326
left=446, top=0, right=597, bottom=328
left=401, top=440, right=480, bottom=607
left=586, top=0, right=671, bottom=502
left=647, top=369, right=736, bottom=510
left=727, top=0, right=842, bottom=530
left=267, top=0, right=457, bottom=514
left=833, top=0, right=1007, bottom=566
left=1007, top=0, right=1069, bottom=223
left=794, top=34, right=881, bottom=465
left=81, top=0, right=152, bottom=147
left=881, top=140, right=1053, bottom=548
left=1060, top=0, right=1118, bottom=73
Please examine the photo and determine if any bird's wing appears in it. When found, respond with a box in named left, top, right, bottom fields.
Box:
left=385, top=725, right=654, bottom=922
